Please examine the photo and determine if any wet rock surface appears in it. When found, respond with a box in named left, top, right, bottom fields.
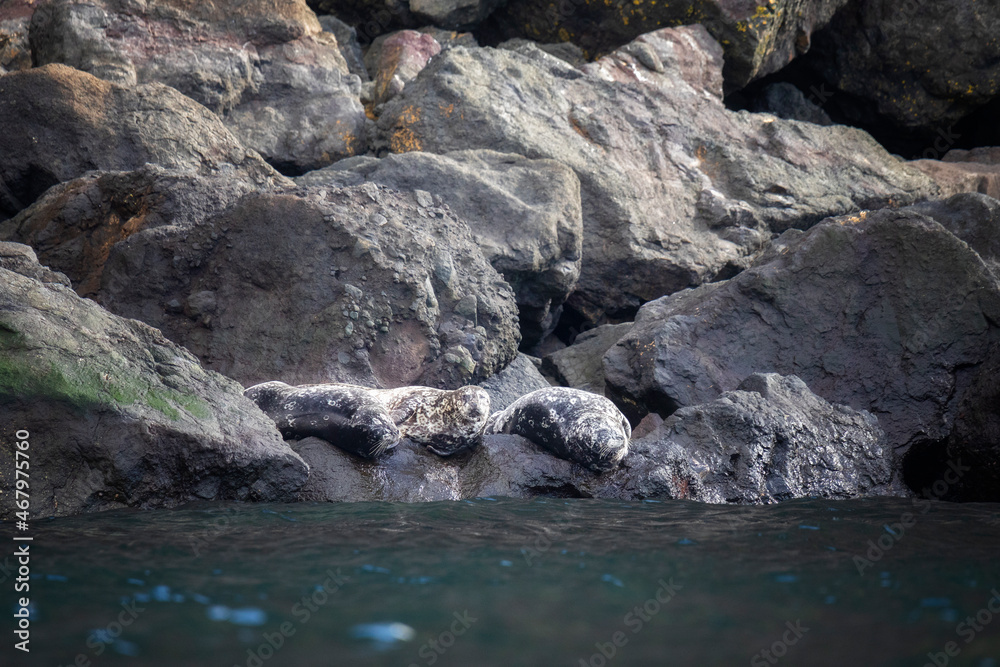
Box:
left=0, top=252, right=308, bottom=520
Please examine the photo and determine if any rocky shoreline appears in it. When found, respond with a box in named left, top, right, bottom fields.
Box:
left=2, top=0, right=999, bottom=518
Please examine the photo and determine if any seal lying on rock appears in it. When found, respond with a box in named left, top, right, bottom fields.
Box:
left=244, top=381, right=400, bottom=459
left=484, top=387, right=631, bottom=472
left=370, top=386, right=491, bottom=456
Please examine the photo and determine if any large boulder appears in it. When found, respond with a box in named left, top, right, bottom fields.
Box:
left=0, top=64, right=284, bottom=221
left=377, top=27, right=937, bottom=325
left=291, top=373, right=906, bottom=503
left=0, top=253, right=308, bottom=520
left=93, top=184, right=520, bottom=388
left=542, top=322, right=633, bottom=395
left=477, top=353, right=551, bottom=411
left=485, top=0, right=850, bottom=90
left=604, top=207, right=1000, bottom=452
left=0, top=165, right=269, bottom=297
left=299, top=149, right=582, bottom=346
left=905, top=193, right=1000, bottom=281
left=30, top=0, right=366, bottom=174
left=803, top=0, right=1000, bottom=133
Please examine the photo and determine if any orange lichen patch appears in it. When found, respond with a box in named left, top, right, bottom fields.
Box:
left=840, top=210, right=869, bottom=225
left=389, top=105, right=423, bottom=153
left=339, top=131, right=358, bottom=155
left=438, top=102, right=455, bottom=117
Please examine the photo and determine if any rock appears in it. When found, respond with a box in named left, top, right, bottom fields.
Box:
left=0, top=165, right=272, bottom=297
left=370, top=30, right=441, bottom=106
left=318, top=14, right=369, bottom=80
left=803, top=0, right=1000, bottom=132
left=0, top=257, right=309, bottom=519
left=30, top=0, right=366, bottom=174
left=378, top=27, right=937, bottom=325
left=299, top=150, right=582, bottom=345
left=749, top=82, right=833, bottom=126
left=477, top=353, right=551, bottom=411
left=604, top=207, right=1000, bottom=452
left=925, top=347, right=1000, bottom=502
left=408, top=0, right=505, bottom=30
left=292, top=374, right=906, bottom=503
left=0, top=65, right=284, bottom=221
left=0, top=0, right=33, bottom=72
left=905, top=193, right=1000, bottom=281
left=542, top=322, right=633, bottom=395
left=485, top=0, right=850, bottom=90
left=910, top=149, right=1000, bottom=200
left=92, top=184, right=519, bottom=389
left=0, top=242, right=70, bottom=287
left=635, top=374, right=906, bottom=503
left=498, top=38, right=586, bottom=69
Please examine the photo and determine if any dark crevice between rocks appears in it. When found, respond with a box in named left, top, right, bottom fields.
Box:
left=525, top=483, right=587, bottom=499
left=727, top=51, right=1000, bottom=161
left=267, top=159, right=309, bottom=178
left=901, top=437, right=954, bottom=500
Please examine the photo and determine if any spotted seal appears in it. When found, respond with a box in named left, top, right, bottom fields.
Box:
left=484, top=387, right=631, bottom=472
left=244, top=381, right=400, bottom=459
left=370, top=385, right=491, bottom=456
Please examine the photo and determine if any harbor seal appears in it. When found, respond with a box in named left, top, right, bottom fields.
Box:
left=370, top=385, right=491, bottom=456
left=484, top=387, right=631, bottom=472
left=244, top=381, right=400, bottom=459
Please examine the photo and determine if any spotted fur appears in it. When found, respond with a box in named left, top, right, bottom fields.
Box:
left=484, top=387, right=631, bottom=472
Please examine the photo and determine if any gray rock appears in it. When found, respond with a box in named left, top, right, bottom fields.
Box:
left=604, top=207, right=1000, bottom=452
left=906, top=193, right=1000, bottom=281
left=642, top=374, right=906, bottom=503
left=498, top=38, right=586, bottom=69
left=0, top=256, right=308, bottom=519
left=93, top=184, right=520, bottom=389
left=0, top=65, right=284, bottom=221
left=30, top=0, right=366, bottom=174
left=367, top=29, right=441, bottom=106
left=486, top=0, right=850, bottom=90
left=804, top=0, right=1000, bottom=131
left=0, top=165, right=274, bottom=297
left=542, top=322, right=633, bottom=395
left=408, top=0, right=505, bottom=30
left=377, top=27, right=937, bottom=326
left=478, top=353, right=551, bottom=411
left=309, top=0, right=498, bottom=32
left=319, top=14, right=369, bottom=81
left=299, top=150, right=582, bottom=345
left=0, top=242, right=70, bottom=287
left=750, top=82, right=833, bottom=126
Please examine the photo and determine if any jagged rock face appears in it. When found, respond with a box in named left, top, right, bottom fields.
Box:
left=299, top=149, right=583, bottom=346
left=485, top=0, right=850, bottom=90
left=30, top=0, right=367, bottom=173
left=0, top=253, right=308, bottom=520
left=0, top=65, right=284, bottom=221
left=377, top=27, right=936, bottom=325
left=95, top=184, right=520, bottom=389
left=604, top=207, right=1000, bottom=453
left=803, top=0, right=1000, bottom=132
